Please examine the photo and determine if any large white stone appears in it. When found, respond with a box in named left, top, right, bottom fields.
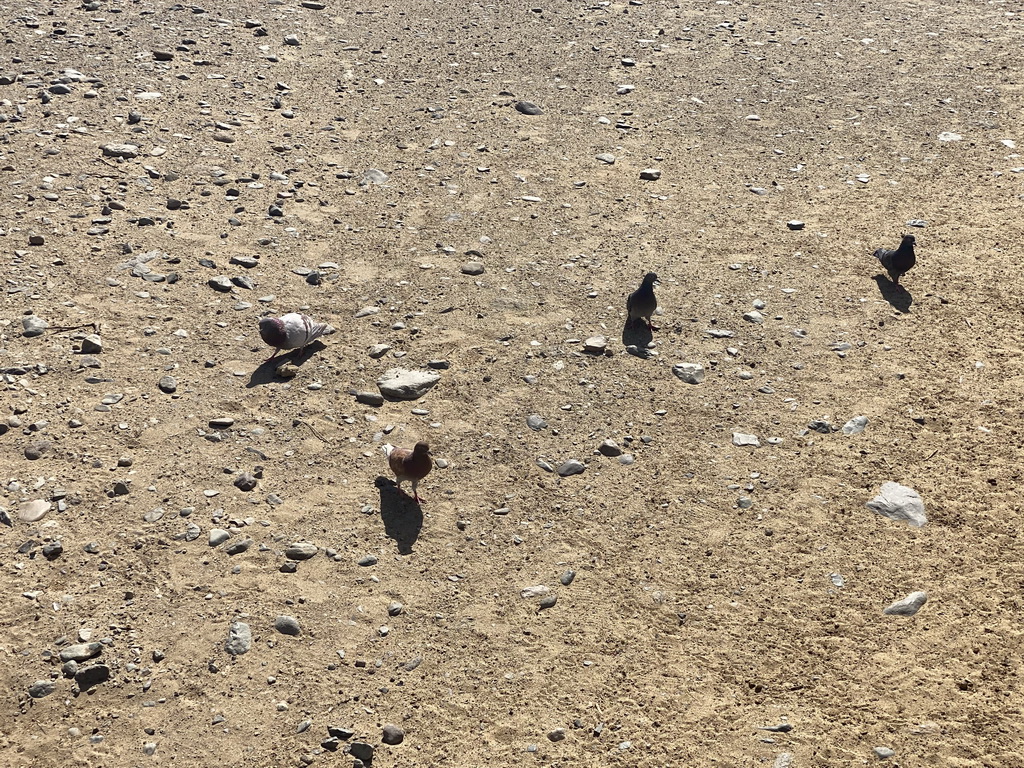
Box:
left=377, top=368, right=440, bottom=400
left=866, top=482, right=926, bottom=527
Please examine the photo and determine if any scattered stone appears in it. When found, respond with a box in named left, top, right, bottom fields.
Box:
left=866, top=482, right=927, bottom=527
left=786, top=220, right=805, bottom=230
left=376, top=368, right=440, bottom=400
left=60, top=643, right=102, bottom=662
left=937, top=131, right=962, bottom=142
left=598, top=440, right=622, bottom=457
left=595, top=153, right=616, bottom=164
left=427, top=359, right=450, bottom=369
left=80, top=334, right=103, bottom=354
left=536, top=458, right=554, bottom=472
left=521, top=585, right=550, bottom=599
left=583, top=336, right=607, bottom=354
left=639, top=168, right=662, bottom=181
left=514, top=100, right=543, bottom=115
left=807, top=420, right=835, bottom=434
left=42, top=541, right=63, bottom=560
left=19, top=500, right=51, bottom=522
left=208, top=276, right=233, bottom=292
left=24, top=441, right=51, bottom=460
left=556, top=460, right=586, bottom=476
left=28, top=680, right=56, bottom=698
left=209, top=529, right=230, bottom=547
left=224, top=539, right=252, bottom=556
left=548, top=728, right=566, bottom=742
left=906, top=219, right=927, bottom=228
left=349, top=743, right=374, bottom=762
left=672, top=363, right=705, bottom=384
left=284, top=542, right=318, bottom=560
left=883, top=591, right=928, bottom=616
left=873, top=747, right=896, bottom=760
left=387, top=601, right=404, bottom=616
left=560, top=570, right=576, bottom=586
left=328, top=726, right=355, bottom=740
left=225, top=621, right=252, bottom=655
left=363, top=169, right=388, bottom=185
left=461, top=261, right=485, bottom=275
left=101, top=143, right=139, bottom=158
left=842, top=416, right=868, bottom=435
left=234, top=472, right=257, bottom=492
left=358, top=555, right=378, bottom=566
left=158, top=376, right=177, bottom=394
left=354, top=391, right=385, bottom=406
left=743, top=310, right=764, bottom=324
left=22, top=315, right=48, bottom=337
left=75, top=663, right=110, bottom=690
left=732, top=433, right=760, bottom=447
left=274, top=615, right=301, bottom=636
left=527, top=414, right=548, bottom=431
left=209, top=417, right=235, bottom=429
left=538, top=594, right=557, bottom=611
left=355, top=306, right=380, bottom=318
left=381, top=724, right=405, bottom=745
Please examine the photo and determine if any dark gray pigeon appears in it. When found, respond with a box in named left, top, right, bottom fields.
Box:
left=627, top=272, right=659, bottom=330
left=874, top=235, right=916, bottom=285
left=258, top=312, right=334, bottom=361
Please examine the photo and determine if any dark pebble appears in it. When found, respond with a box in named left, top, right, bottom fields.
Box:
left=514, top=100, right=543, bottom=115
left=75, top=663, right=110, bottom=691
left=382, top=724, right=405, bottom=745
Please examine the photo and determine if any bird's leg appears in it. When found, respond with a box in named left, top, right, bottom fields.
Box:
left=264, top=348, right=280, bottom=362
left=412, top=479, right=423, bottom=504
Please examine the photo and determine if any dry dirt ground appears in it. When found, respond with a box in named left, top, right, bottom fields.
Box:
left=2, top=0, right=1024, bottom=765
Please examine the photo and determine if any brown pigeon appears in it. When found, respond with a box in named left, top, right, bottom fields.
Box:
left=382, top=441, right=432, bottom=504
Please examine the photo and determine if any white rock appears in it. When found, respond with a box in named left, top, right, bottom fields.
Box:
left=672, top=363, right=705, bottom=384
left=842, top=415, right=868, bottom=435
left=521, top=585, right=550, bottom=599
left=865, top=482, right=926, bottom=527
left=377, top=368, right=440, bottom=400
left=583, top=336, right=607, bottom=353
left=732, top=433, right=760, bottom=447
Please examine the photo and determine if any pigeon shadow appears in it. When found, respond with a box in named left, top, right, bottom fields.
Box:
left=873, top=275, right=913, bottom=314
left=621, top=319, right=653, bottom=355
left=245, top=341, right=327, bottom=388
left=376, top=477, right=423, bottom=555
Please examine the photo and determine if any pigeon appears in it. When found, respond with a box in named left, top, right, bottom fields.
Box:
left=382, top=441, right=432, bottom=504
left=873, top=235, right=916, bottom=285
left=258, top=313, right=334, bottom=361
left=626, top=272, right=659, bottom=330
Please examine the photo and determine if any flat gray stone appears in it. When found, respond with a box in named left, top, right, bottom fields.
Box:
left=209, top=529, right=230, bottom=547
left=556, top=460, right=586, bottom=476
left=224, top=539, right=252, bottom=555
left=461, top=261, right=485, bottom=275
left=101, top=143, right=139, bottom=158
left=381, top=724, right=405, bottom=745
left=354, top=391, right=384, bottom=406
left=743, top=310, right=765, bottom=324
left=527, top=414, right=548, bottom=431
left=732, top=432, right=760, bottom=447
left=225, top=621, right=252, bottom=655
left=74, top=663, right=110, bottom=690
left=583, top=335, right=607, bottom=353
left=22, top=315, right=48, bottom=337
left=59, top=643, right=102, bottom=662
left=28, top=680, right=56, bottom=698
left=883, top=591, right=928, bottom=616
left=377, top=368, right=440, bottom=400
left=285, top=542, right=318, bottom=560
left=639, top=168, right=662, bottom=180
left=598, top=440, right=622, bottom=457
left=514, top=100, right=543, bottom=115
left=274, top=615, right=301, bottom=636
left=672, top=363, right=705, bottom=384
left=866, top=482, right=926, bottom=527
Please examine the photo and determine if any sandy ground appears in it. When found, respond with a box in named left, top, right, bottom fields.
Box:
left=2, top=0, right=1024, bottom=766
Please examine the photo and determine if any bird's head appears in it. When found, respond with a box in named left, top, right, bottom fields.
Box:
left=258, top=317, right=285, bottom=345
left=901, top=235, right=916, bottom=246
left=642, top=271, right=659, bottom=287
left=412, top=441, right=431, bottom=456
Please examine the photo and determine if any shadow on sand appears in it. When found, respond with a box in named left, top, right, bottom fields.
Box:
left=375, top=477, right=423, bottom=555
left=245, top=341, right=327, bottom=388
left=620, top=319, right=653, bottom=352
left=873, top=275, right=913, bottom=314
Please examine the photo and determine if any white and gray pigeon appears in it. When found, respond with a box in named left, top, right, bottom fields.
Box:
left=626, top=272, right=659, bottom=330
left=258, top=312, right=335, bottom=360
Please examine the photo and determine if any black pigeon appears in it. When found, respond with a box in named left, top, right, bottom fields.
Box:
left=627, top=272, right=659, bottom=330
left=873, top=235, right=916, bottom=285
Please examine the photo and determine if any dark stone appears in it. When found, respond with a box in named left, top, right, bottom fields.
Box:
left=75, top=663, right=110, bottom=690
